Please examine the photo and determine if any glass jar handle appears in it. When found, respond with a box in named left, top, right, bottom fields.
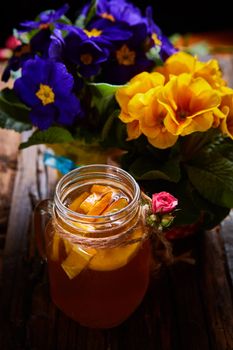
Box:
left=34, top=199, right=53, bottom=261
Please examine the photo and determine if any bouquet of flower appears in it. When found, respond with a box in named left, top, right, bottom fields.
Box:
left=1, top=0, right=233, bottom=234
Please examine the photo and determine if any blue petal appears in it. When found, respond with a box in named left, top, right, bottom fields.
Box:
left=21, top=56, right=52, bottom=85
left=20, top=20, right=40, bottom=30
left=29, top=105, right=55, bottom=130
left=56, top=94, right=82, bottom=125
left=14, top=77, right=38, bottom=107
left=52, top=4, right=70, bottom=21
left=51, top=62, right=74, bottom=96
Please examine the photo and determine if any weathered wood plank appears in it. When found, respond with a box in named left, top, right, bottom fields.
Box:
left=0, top=132, right=57, bottom=350
left=0, top=129, right=20, bottom=229
left=200, top=228, right=233, bottom=350
left=220, top=211, right=233, bottom=288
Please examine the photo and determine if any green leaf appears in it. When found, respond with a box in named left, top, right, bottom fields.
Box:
left=129, top=156, right=181, bottom=182
left=19, top=127, right=74, bottom=149
left=188, top=185, right=230, bottom=229
left=0, top=88, right=32, bottom=132
left=0, top=109, right=31, bottom=132
left=84, top=0, right=97, bottom=26
left=89, top=82, right=123, bottom=116
left=101, top=110, right=120, bottom=141
left=0, top=88, right=30, bottom=124
left=186, top=152, right=233, bottom=208
left=216, top=141, right=233, bottom=162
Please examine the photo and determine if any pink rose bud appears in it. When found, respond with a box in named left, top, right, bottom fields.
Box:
left=152, top=192, right=178, bottom=214
left=5, top=35, right=21, bottom=50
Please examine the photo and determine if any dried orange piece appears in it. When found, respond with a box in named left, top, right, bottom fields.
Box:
left=103, top=197, right=128, bottom=214
left=89, top=227, right=143, bottom=271
left=61, top=245, right=96, bottom=279
left=69, top=191, right=89, bottom=212
left=90, top=184, right=112, bottom=194
left=50, top=232, right=61, bottom=261
left=79, top=192, right=101, bottom=213
left=87, top=191, right=113, bottom=216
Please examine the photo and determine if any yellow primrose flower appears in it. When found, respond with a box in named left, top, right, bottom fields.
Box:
left=219, top=90, right=233, bottom=139
left=195, top=59, right=226, bottom=90
left=155, top=51, right=226, bottom=90
left=155, top=51, right=197, bottom=81
left=127, top=87, right=178, bottom=148
left=159, top=73, right=221, bottom=136
left=212, top=87, right=233, bottom=127
left=116, top=72, right=165, bottom=123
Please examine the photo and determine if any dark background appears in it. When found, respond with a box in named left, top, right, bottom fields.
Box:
left=0, top=0, right=233, bottom=46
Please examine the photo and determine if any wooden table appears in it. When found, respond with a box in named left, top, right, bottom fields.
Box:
left=1, top=54, right=233, bottom=350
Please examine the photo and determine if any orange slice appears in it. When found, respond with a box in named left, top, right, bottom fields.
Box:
left=68, top=191, right=89, bottom=212
left=61, top=245, right=96, bottom=279
left=103, top=197, right=128, bottom=214
left=79, top=192, right=102, bottom=213
left=90, top=184, right=112, bottom=194
left=87, top=191, right=113, bottom=216
left=89, top=227, right=143, bottom=271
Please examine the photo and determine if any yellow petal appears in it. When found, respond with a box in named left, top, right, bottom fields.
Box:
left=181, top=112, right=213, bottom=136
left=148, top=130, right=178, bottom=149
left=127, top=120, right=142, bottom=140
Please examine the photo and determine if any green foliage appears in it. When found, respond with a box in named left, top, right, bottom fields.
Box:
left=128, top=156, right=181, bottom=182
left=83, top=0, right=97, bottom=26
left=186, top=150, right=233, bottom=208
left=88, top=82, right=121, bottom=117
left=19, top=127, right=74, bottom=149
left=0, top=88, right=31, bottom=126
left=118, top=131, right=233, bottom=228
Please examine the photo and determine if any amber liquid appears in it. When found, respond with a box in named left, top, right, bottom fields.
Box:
left=45, top=182, right=151, bottom=328
left=46, top=224, right=151, bottom=329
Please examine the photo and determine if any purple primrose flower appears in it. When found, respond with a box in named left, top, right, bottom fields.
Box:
left=100, top=22, right=154, bottom=84
left=96, top=0, right=146, bottom=27
left=14, top=56, right=82, bottom=130
left=49, top=28, right=109, bottom=78
left=20, top=4, right=70, bottom=31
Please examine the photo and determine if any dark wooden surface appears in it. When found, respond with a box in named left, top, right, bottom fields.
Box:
left=0, top=54, right=233, bottom=350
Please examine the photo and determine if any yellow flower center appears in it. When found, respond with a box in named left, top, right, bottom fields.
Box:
left=80, top=53, right=93, bottom=65
left=39, top=23, right=50, bottom=30
left=36, top=84, right=55, bottom=105
left=116, top=45, right=136, bottom=66
left=177, top=110, right=188, bottom=122
left=152, top=33, right=162, bottom=46
left=100, top=12, right=115, bottom=22
left=84, top=28, right=102, bottom=38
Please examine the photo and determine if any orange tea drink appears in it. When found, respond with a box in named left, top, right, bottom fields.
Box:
left=37, top=165, right=152, bottom=329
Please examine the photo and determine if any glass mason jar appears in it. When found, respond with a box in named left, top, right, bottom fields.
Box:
left=34, top=164, right=152, bottom=329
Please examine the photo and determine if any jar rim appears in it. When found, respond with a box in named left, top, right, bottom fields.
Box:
left=54, top=164, right=140, bottom=222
